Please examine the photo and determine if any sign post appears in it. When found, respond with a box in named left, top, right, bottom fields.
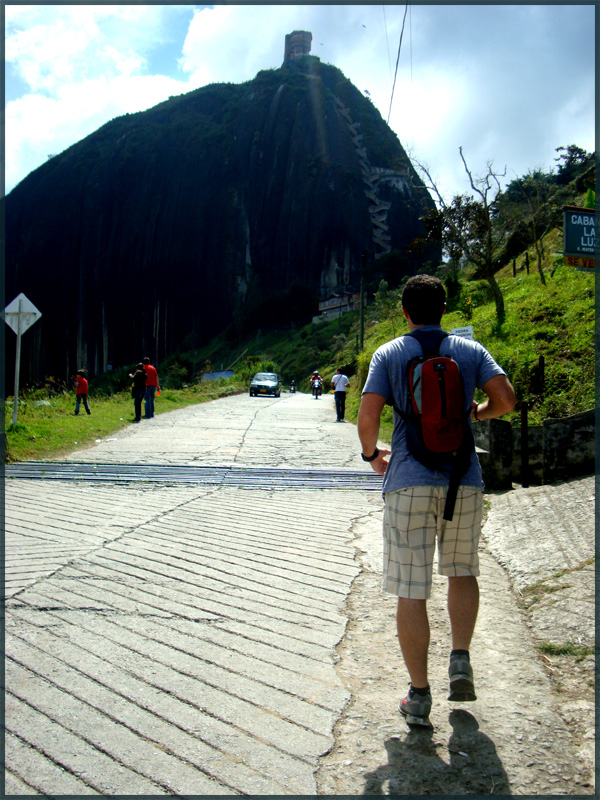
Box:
left=562, top=205, right=595, bottom=272
left=3, top=293, right=42, bottom=425
left=451, top=325, right=474, bottom=340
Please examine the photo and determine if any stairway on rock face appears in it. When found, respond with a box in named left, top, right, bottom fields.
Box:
left=333, top=95, right=392, bottom=258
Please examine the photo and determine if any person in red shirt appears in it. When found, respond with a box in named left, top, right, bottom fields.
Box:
left=74, top=369, right=91, bottom=415
left=143, top=357, right=160, bottom=419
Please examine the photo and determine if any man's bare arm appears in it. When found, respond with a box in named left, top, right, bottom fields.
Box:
left=473, top=374, right=516, bottom=421
left=357, top=392, right=391, bottom=475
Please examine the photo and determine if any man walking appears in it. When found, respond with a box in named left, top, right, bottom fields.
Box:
left=143, top=357, right=160, bottom=419
left=331, top=367, right=350, bottom=421
left=357, top=274, right=515, bottom=727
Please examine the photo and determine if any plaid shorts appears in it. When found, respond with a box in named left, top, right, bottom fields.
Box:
left=382, top=485, right=483, bottom=599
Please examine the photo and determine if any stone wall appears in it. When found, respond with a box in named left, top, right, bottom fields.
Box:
left=473, top=409, right=595, bottom=488
left=541, top=410, right=595, bottom=483
left=474, top=419, right=514, bottom=489
left=511, top=424, right=545, bottom=484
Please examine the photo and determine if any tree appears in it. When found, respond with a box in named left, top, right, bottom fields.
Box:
left=554, top=144, right=594, bottom=186
left=415, top=148, right=509, bottom=321
left=500, top=170, right=560, bottom=286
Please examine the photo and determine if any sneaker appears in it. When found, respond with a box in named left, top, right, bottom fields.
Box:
left=448, top=654, right=477, bottom=701
left=399, top=686, right=432, bottom=727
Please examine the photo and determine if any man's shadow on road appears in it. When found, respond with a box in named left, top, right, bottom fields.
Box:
left=363, top=709, right=511, bottom=795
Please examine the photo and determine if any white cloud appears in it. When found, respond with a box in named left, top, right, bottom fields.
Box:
left=4, top=5, right=194, bottom=192
left=5, top=4, right=187, bottom=90
left=97, top=44, right=143, bottom=78
left=5, top=71, right=191, bottom=192
left=180, top=5, right=306, bottom=84
left=6, top=20, right=94, bottom=91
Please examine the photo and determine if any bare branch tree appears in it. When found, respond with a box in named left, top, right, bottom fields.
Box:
left=413, top=148, right=509, bottom=320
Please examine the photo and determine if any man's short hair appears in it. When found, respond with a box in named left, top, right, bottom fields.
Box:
left=143, top=357, right=150, bottom=364
left=401, top=274, right=446, bottom=324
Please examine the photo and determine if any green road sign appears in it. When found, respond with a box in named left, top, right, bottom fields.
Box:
left=563, top=206, right=595, bottom=258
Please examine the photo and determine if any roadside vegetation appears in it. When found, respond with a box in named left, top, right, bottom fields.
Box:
left=3, top=355, right=288, bottom=463
left=3, top=379, right=246, bottom=463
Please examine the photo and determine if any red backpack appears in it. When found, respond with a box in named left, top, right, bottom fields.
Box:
left=393, top=329, right=474, bottom=521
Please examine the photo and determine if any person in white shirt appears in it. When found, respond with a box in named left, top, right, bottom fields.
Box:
left=331, top=368, right=350, bottom=421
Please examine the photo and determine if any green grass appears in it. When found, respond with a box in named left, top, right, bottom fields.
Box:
left=521, top=582, right=573, bottom=605
left=519, top=557, right=594, bottom=608
left=537, top=642, right=595, bottom=660
left=524, top=557, right=596, bottom=591
left=354, top=238, right=594, bottom=437
left=4, top=379, right=246, bottom=463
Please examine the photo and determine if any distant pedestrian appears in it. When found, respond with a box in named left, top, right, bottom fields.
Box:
left=358, top=274, right=515, bottom=728
left=143, top=357, right=160, bottom=419
left=129, top=363, right=147, bottom=423
left=331, top=367, right=350, bottom=421
left=74, top=369, right=91, bottom=415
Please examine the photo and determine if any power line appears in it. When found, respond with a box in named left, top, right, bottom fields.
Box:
left=387, top=3, right=409, bottom=125
left=408, top=5, right=414, bottom=147
left=382, top=5, right=392, bottom=83
left=409, top=4, right=413, bottom=86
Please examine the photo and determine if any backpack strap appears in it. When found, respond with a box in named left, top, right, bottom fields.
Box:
left=391, top=329, right=448, bottom=416
left=406, top=328, right=449, bottom=357
left=443, top=439, right=473, bottom=521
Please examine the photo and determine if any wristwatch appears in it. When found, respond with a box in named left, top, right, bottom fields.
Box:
left=361, top=447, right=379, bottom=462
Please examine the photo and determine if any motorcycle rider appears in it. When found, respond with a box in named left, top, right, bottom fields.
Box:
left=310, top=370, right=323, bottom=398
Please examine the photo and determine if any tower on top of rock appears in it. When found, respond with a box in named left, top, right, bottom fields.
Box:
left=283, top=30, right=312, bottom=62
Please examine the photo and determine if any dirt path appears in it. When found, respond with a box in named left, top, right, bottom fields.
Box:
left=316, top=478, right=595, bottom=795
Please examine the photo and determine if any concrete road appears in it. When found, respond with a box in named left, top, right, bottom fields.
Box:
left=5, top=391, right=381, bottom=795
left=4, top=391, right=594, bottom=794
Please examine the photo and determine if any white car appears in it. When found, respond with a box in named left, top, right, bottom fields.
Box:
left=249, top=372, right=281, bottom=397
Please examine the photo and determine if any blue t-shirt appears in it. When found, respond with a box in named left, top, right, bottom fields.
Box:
left=362, top=326, right=506, bottom=493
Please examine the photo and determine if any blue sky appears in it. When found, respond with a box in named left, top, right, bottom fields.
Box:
left=4, top=4, right=596, bottom=199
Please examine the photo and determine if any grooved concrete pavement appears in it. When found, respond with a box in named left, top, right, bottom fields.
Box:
left=4, top=391, right=595, bottom=794
left=5, top=392, right=379, bottom=795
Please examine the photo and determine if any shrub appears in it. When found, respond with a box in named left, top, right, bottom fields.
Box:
left=236, top=358, right=280, bottom=382
left=164, top=364, right=188, bottom=389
